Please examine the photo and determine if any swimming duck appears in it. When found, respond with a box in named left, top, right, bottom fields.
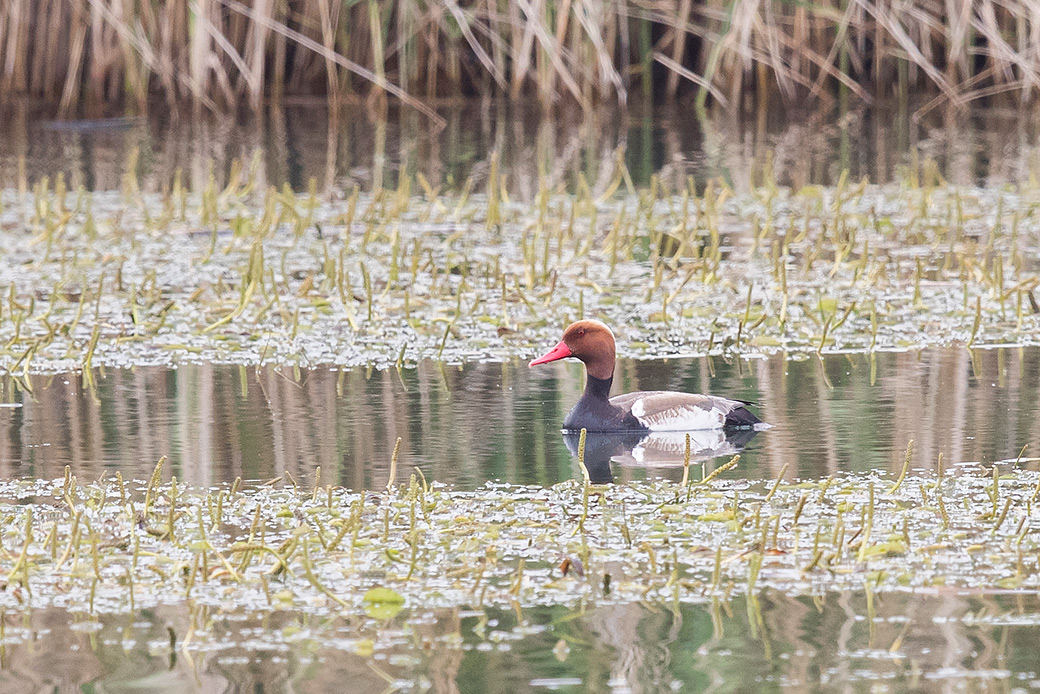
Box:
left=529, top=320, right=761, bottom=432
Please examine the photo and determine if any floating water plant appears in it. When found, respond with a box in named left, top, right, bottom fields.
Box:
left=0, top=458, right=1036, bottom=656
left=0, top=165, right=1038, bottom=377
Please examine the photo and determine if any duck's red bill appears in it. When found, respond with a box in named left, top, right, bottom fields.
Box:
left=529, top=340, right=572, bottom=367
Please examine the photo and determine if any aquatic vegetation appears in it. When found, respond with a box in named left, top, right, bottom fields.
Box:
left=0, top=161, right=1038, bottom=378
left=0, top=455, right=1037, bottom=657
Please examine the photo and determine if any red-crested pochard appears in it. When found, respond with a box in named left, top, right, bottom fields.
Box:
left=529, top=320, right=761, bottom=432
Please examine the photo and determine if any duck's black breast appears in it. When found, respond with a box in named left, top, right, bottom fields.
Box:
left=562, top=374, right=647, bottom=433
left=562, top=398, right=647, bottom=432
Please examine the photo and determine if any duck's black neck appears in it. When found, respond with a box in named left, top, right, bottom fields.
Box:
left=563, top=370, right=642, bottom=432
left=583, top=373, right=614, bottom=401
left=562, top=373, right=614, bottom=431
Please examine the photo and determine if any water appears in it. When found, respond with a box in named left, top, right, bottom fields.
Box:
left=3, top=593, right=1039, bottom=692
left=5, top=100, right=1040, bottom=692
left=4, top=100, right=1040, bottom=194
left=2, top=346, right=1038, bottom=490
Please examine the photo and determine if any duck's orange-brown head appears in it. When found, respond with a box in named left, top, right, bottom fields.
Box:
left=529, top=320, right=616, bottom=380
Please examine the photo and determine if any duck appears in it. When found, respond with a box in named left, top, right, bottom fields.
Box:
left=529, top=320, right=762, bottom=432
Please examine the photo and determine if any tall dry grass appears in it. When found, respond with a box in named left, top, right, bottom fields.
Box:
left=3, top=0, right=1040, bottom=118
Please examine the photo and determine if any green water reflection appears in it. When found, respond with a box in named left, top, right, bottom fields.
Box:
left=1, top=346, right=1038, bottom=490
left=4, top=100, right=1040, bottom=195
left=3, top=591, right=1038, bottom=692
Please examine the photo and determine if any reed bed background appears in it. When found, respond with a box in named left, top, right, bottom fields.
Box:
left=4, top=0, right=1040, bottom=118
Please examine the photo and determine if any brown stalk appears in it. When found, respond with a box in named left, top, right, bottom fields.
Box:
left=219, top=0, right=444, bottom=127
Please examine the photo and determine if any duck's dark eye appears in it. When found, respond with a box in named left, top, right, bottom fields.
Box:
left=577, top=329, right=585, bottom=337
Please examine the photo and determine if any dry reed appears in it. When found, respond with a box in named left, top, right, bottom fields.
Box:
left=3, top=1, right=1040, bottom=117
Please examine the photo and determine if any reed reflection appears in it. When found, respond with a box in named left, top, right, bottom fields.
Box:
left=2, top=591, right=1037, bottom=693
left=4, top=100, right=1040, bottom=196
left=1, top=346, right=1038, bottom=490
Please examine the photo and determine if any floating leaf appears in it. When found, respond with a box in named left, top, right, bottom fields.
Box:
left=363, top=587, right=405, bottom=619
left=995, top=576, right=1023, bottom=589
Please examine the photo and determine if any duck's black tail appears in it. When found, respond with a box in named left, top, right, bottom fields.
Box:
left=724, top=404, right=761, bottom=428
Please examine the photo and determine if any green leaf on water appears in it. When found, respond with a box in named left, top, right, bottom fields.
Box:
left=860, top=540, right=907, bottom=557
left=364, top=587, right=404, bottom=603
left=818, top=296, right=839, bottom=316
left=698, top=511, right=735, bottom=522
left=796, top=185, right=825, bottom=198
left=363, top=587, right=405, bottom=619
left=995, top=576, right=1023, bottom=589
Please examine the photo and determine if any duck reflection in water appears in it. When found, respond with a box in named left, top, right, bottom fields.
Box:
left=563, top=428, right=760, bottom=484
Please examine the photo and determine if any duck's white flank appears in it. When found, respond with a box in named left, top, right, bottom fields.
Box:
left=614, top=391, right=744, bottom=431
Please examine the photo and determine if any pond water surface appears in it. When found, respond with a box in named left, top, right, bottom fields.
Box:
left=4, top=99, right=1040, bottom=194
left=4, top=100, right=1040, bottom=693
left=2, top=346, right=1038, bottom=491
left=2, top=589, right=1038, bottom=692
